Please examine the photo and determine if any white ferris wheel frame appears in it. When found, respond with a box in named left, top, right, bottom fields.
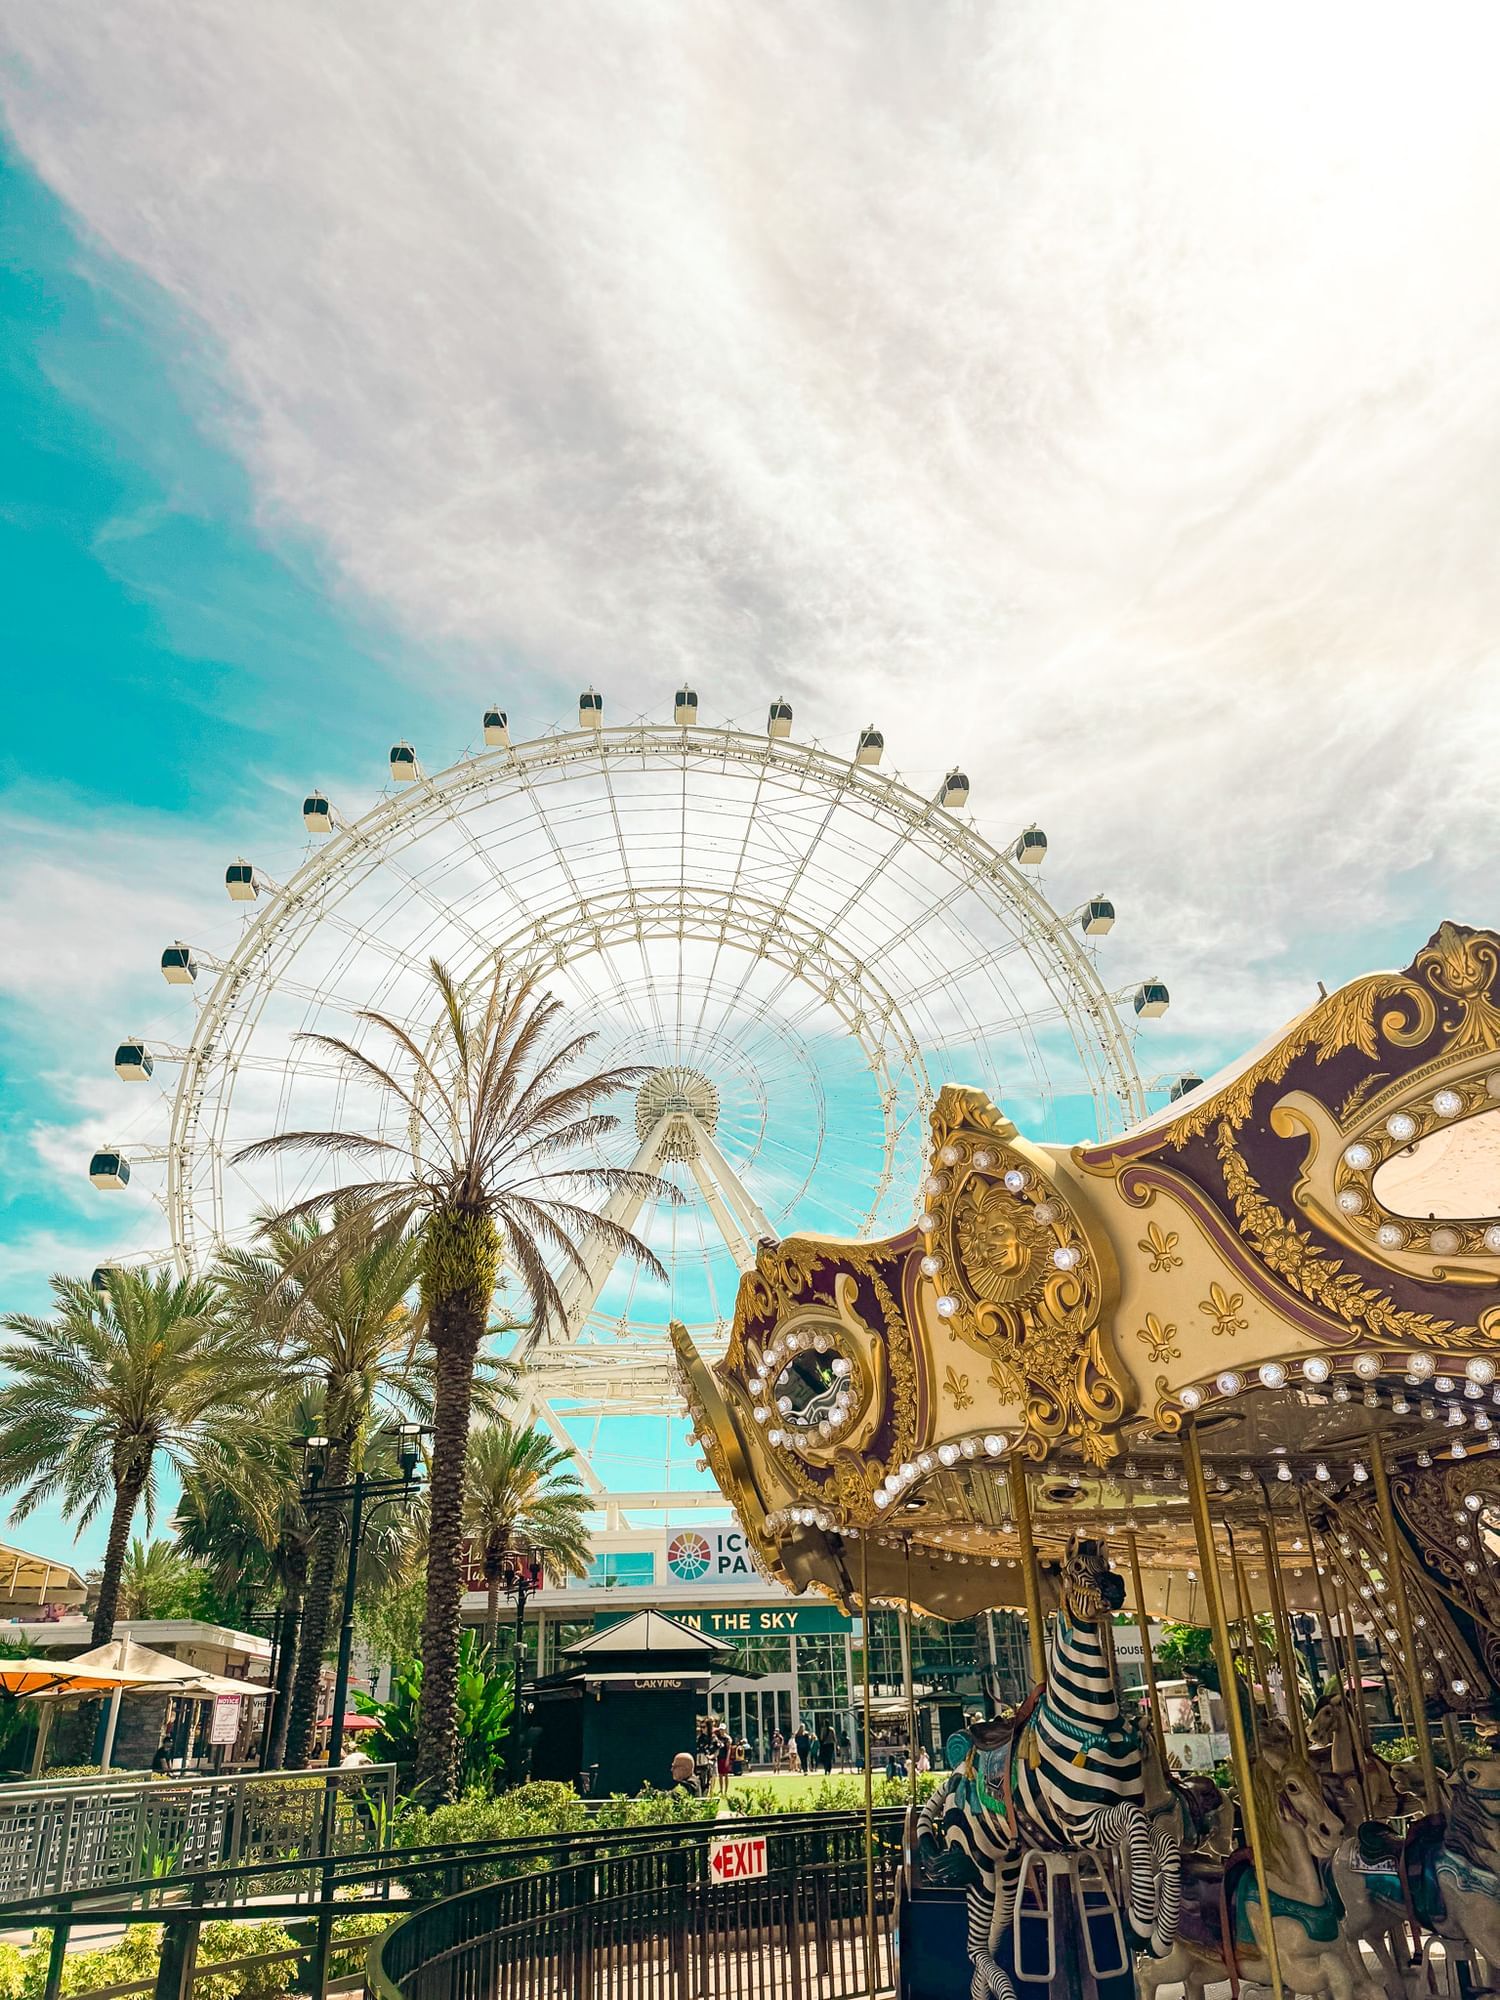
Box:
left=115, top=717, right=1151, bottom=1441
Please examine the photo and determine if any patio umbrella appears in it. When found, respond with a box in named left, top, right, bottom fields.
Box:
left=0, top=1658, right=142, bottom=1699
left=24, top=1637, right=218, bottom=1773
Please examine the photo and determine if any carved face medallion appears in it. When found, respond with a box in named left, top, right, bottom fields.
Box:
left=955, top=1180, right=1046, bottom=1305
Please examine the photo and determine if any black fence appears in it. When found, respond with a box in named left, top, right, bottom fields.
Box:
left=372, top=1810, right=905, bottom=2000
left=0, top=1806, right=905, bottom=2000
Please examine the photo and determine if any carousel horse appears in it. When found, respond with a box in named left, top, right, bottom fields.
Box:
left=1308, top=1696, right=1407, bottom=1825
left=1138, top=1703, right=1236, bottom=1859
left=1138, top=1733, right=1385, bottom=2000
left=1337, top=1749, right=1500, bottom=1996
left=916, top=1536, right=1179, bottom=2000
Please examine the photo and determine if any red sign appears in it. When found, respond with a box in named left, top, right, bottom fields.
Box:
left=709, top=1836, right=768, bottom=1884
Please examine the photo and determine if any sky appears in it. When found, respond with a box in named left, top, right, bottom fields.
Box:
left=2, top=2, right=1499, bottom=1565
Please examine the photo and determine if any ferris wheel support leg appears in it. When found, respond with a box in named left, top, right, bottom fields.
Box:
left=685, top=1152, right=758, bottom=1273
left=552, top=1116, right=676, bottom=1340
left=689, top=1123, right=776, bottom=1253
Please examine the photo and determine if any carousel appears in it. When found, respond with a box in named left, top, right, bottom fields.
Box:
left=673, top=921, right=1500, bottom=2000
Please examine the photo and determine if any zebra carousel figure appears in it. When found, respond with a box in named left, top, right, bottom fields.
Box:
left=916, top=1536, right=1180, bottom=2000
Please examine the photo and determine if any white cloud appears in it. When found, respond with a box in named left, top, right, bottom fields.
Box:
left=2, top=0, right=1499, bottom=1054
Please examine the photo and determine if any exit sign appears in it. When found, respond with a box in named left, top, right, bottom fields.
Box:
left=709, top=1835, right=768, bottom=1884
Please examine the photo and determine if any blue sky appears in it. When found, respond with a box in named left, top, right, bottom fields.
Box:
left=2, top=5, right=1499, bottom=1567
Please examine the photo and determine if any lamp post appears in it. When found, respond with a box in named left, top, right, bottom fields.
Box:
left=497, top=1545, right=544, bottom=1787
left=297, top=1422, right=428, bottom=1811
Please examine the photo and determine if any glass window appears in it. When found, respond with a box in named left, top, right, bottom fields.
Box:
left=583, top=1551, right=655, bottom=1588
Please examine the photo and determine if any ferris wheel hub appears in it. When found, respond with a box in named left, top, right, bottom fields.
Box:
left=635, top=1066, right=721, bottom=1160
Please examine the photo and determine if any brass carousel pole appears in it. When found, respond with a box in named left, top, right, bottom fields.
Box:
left=1369, top=1432, right=1440, bottom=1813
left=1226, top=1525, right=1262, bottom=1755
left=903, top=1537, right=919, bottom=1813
left=1125, top=1527, right=1166, bottom=1753
left=1259, top=1515, right=1306, bottom=1756
left=1331, top=1567, right=1377, bottom=1764
left=860, top=1535, right=877, bottom=1998
left=1298, top=1487, right=1372, bottom=1820
left=1184, top=1420, right=1286, bottom=2000
left=1009, top=1456, right=1048, bottom=1688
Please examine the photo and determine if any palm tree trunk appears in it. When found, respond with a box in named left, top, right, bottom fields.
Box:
left=415, top=1298, right=483, bottom=1801
left=284, top=1437, right=352, bottom=1768
left=485, top=1568, right=502, bottom=1665
left=268, top=1570, right=305, bottom=1770
left=90, top=1466, right=147, bottom=1647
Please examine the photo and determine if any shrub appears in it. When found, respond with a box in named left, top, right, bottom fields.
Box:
left=725, top=1774, right=939, bottom=1816
left=9, top=1920, right=298, bottom=2000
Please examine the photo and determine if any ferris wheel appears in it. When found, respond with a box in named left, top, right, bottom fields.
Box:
left=90, top=692, right=1168, bottom=1483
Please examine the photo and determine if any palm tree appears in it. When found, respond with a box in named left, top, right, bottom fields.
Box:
left=237, top=955, right=669, bottom=1798
left=215, top=1213, right=428, bottom=1768
left=176, top=1425, right=314, bottom=1768
left=118, top=1537, right=200, bottom=1620
left=0, top=1269, right=271, bottom=1646
left=463, top=1420, right=592, bottom=1662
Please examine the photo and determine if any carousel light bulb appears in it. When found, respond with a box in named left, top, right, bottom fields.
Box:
left=777, top=1396, right=793, bottom=1414
left=1417, top=1450, right=1433, bottom=1468
left=1003, top=1168, right=1028, bottom=1192
left=1031, top=1201, right=1057, bottom=1226
left=1436, top=1376, right=1456, bottom=1394
left=1258, top=1362, right=1288, bottom=1390
left=833, top=1357, right=852, bottom=1377
left=1433, top=1088, right=1464, bottom=1118
left=917, top=1452, right=936, bottom=1474
left=973, top=1150, right=994, bottom=1170
left=1052, top=1245, right=1081, bottom=1271
left=924, top=1174, right=949, bottom=1196
left=1408, top=1353, right=1436, bottom=1379
left=1343, top=1142, right=1375, bottom=1170
left=1332, top=1385, right=1351, bottom=1404
left=920, top=1254, right=942, bottom=1278
left=1386, top=1112, right=1418, bottom=1142
left=1453, top=1442, right=1469, bottom=1459
left=1468, top=1357, right=1497, bottom=1386
left=918, top=1212, right=936, bottom=1234
left=938, top=1144, right=961, bottom=1166
left=1352, top=1462, right=1369, bottom=1482
left=1391, top=1396, right=1411, bottom=1415
left=1364, top=1390, right=1380, bottom=1408
left=1180, top=1386, right=1204, bottom=1410
left=935, top=1295, right=960, bottom=1320
left=1485, top=1225, right=1500, bottom=1253
left=1466, top=1492, right=1485, bottom=1512
left=1314, top=1462, right=1330, bottom=1481
left=753, top=1406, right=770, bottom=1423
left=1465, top=1558, right=1480, bottom=1572
left=1448, top=1406, right=1466, bottom=1426
left=1123, top=1459, right=1139, bottom=1479
left=1217, top=1371, right=1243, bottom=1397
left=1302, top=1356, right=1331, bottom=1384
left=900, top=1462, right=917, bottom=1483
left=768, top=1429, right=785, bottom=1447
left=1354, top=1353, right=1382, bottom=1379
left=938, top=1443, right=959, bottom=1467
left=1337, top=1189, right=1365, bottom=1214
left=1453, top=1678, right=1469, bottom=1696
left=873, top=1489, right=891, bottom=1508
left=1430, top=1228, right=1461, bottom=1256
left=1378, top=1223, right=1407, bottom=1249
left=960, top=1438, right=978, bottom=1459
left=983, top=1434, right=1006, bottom=1456
left=1276, top=1462, right=1293, bottom=1482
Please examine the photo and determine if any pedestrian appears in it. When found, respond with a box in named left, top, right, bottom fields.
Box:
left=670, top=1751, right=701, bottom=1795
left=695, top=1720, right=716, bottom=1796
left=916, top=1744, right=931, bottom=1775
left=794, top=1722, right=813, bottom=1775
left=771, top=1727, right=784, bottom=1770
left=818, top=1724, right=836, bottom=1777
left=716, top=1727, right=733, bottom=1796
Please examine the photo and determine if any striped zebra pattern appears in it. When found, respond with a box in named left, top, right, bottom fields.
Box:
left=918, top=1539, right=1180, bottom=2000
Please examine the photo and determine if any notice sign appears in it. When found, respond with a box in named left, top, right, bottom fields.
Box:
left=208, top=1694, right=242, bottom=1746
left=709, top=1835, right=768, bottom=1884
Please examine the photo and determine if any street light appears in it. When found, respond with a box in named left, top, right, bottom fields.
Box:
left=497, top=1545, right=545, bottom=1785
left=296, top=1421, right=429, bottom=1800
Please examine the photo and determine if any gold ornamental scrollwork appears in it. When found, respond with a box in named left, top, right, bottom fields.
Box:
left=926, top=1086, right=1130, bottom=1466
left=1162, top=972, right=1437, bottom=1146
left=1212, top=1119, right=1496, bottom=1351
left=1418, top=923, right=1500, bottom=1054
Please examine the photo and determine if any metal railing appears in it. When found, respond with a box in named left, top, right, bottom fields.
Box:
left=0, top=1764, right=398, bottom=1902
left=371, top=1809, right=905, bottom=2000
